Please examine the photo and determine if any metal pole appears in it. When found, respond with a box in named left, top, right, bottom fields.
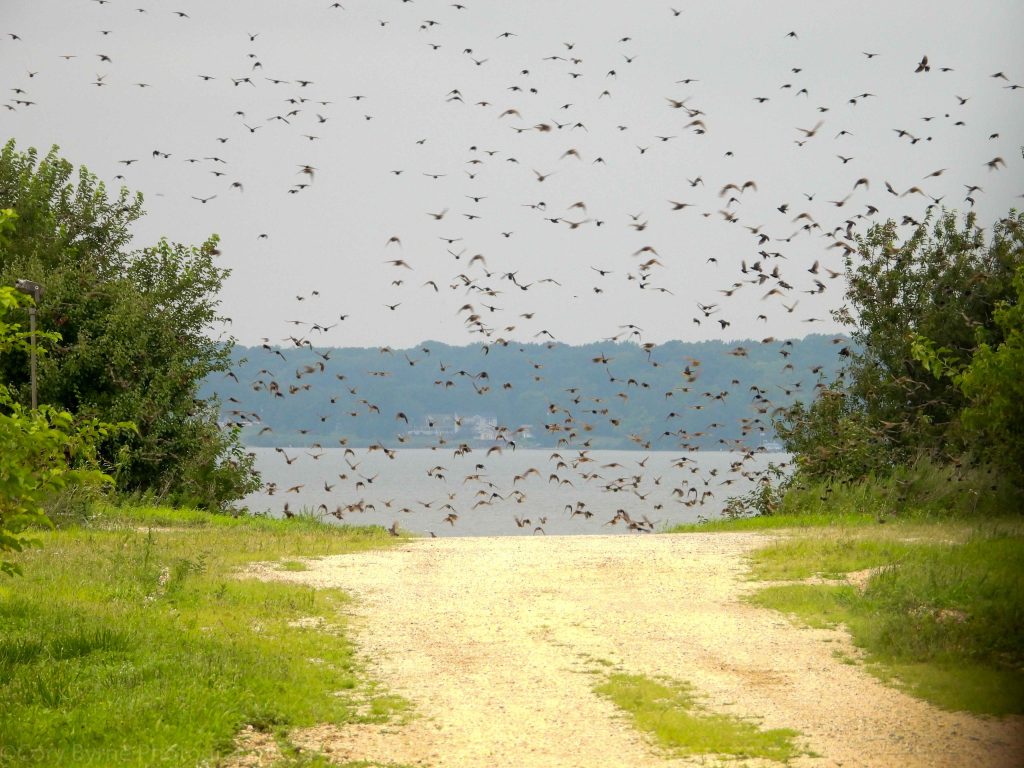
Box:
left=14, top=280, right=43, bottom=409
left=29, top=295, right=37, bottom=410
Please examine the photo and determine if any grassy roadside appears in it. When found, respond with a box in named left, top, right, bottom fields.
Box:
left=0, top=504, right=407, bottom=768
left=667, top=510, right=877, bottom=533
left=668, top=477, right=1024, bottom=717
left=593, top=672, right=802, bottom=762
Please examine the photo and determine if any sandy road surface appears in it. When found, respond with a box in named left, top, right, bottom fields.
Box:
left=249, top=534, right=1023, bottom=767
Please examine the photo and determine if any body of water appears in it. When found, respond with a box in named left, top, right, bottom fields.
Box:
left=242, top=447, right=789, bottom=537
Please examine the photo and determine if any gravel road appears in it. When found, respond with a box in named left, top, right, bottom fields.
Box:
left=247, top=533, right=1024, bottom=767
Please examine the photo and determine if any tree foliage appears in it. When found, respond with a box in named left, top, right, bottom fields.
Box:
left=0, top=281, right=121, bottom=575
left=912, top=261, right=1024, bottom=477
left=0, top=141, right=258, bottom=509
left=957, top=263, right=1024, bottom=473
left=836, top=210, right=1021, bottom=455
left=773, top=382, right=890, bottom=481
left=776, top=209, right=1024, bottom=486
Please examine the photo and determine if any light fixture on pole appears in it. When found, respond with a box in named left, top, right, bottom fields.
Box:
left=14, top=279, right=43, bottom=410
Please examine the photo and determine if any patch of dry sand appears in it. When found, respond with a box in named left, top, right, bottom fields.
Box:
left=245, top=533, right=1024, bottom=767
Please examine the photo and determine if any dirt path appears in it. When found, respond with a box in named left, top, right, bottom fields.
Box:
left=249, top=534, right=1023, bottom=767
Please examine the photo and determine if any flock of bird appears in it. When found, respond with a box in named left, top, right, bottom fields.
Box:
left=4, top=1, right=1020, bottom=534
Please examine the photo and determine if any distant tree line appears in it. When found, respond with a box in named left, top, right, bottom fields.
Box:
left=210, top=334, right=848, bottom=451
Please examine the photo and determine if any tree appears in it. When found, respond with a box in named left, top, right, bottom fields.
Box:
left=0, top=222, right=125, bottom=574
left=773, top=381, right=890, bottom=482
left=777, top=209, right=1023, bottom=481
left=912, top=260, right=1024, bottom=481
left=0, top=141, right=258, bottom=509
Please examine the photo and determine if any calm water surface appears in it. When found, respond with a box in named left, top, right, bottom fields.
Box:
left=243, top=447, right=789, bottom=536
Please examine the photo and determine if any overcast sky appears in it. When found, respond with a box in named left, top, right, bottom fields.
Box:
left=3, top=0, right=1022, bottom=348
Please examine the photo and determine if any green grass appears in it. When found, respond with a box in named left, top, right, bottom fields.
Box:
left=671, top=460, right=1024, bottom=716
left=747, top=535, right=918, bottom=580
left=770, top=464, right=1022, bottom=521
left=749, top=584, right=861, bottom=628
left=0, top=504, right=407, bottom=768
left=667, top=511, right=876, bottom=533
left=594, top=672, right=801, bottom=762
left=747, top=524, right=1024, bottom=716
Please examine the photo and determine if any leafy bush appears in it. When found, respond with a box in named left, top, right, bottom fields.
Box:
left=774, top=383, right=893, bottom=482
left=836, top=210, right=1021, bottom=458
left=949, top=262, right=1023, bottom=479
left=777, top=209, right=1023, bottom=488
left=720, top=462, right=791, bottom=519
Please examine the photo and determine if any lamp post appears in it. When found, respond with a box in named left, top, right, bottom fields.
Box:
left=14, top=279, right=43, bottom=410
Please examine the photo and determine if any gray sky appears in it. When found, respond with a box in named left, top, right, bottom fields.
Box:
left=4, top=0, right=1023, bottom=348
